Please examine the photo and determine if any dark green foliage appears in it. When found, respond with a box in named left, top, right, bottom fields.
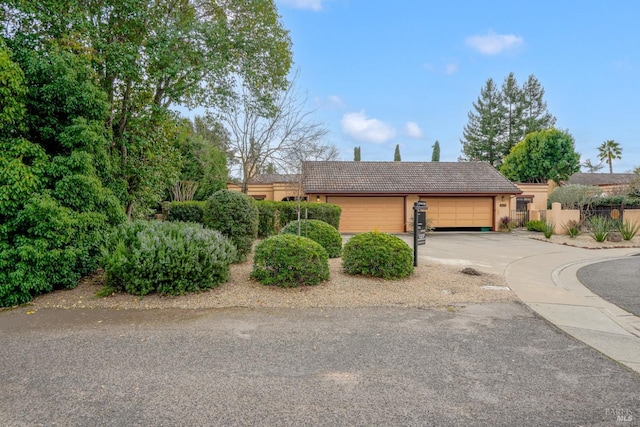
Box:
left=394, top=144, right=401, bottom=161
left=251, top=234, right=329, bottom=287
left=280, top=219, right=342, bottom=258
left=166, top=201, right=207, bottom=223
left=203, top=190, right=258, bottom=261
left=342, top=232, right=414, bottom=279
left=101, top=221, right=236, bottom=296
left=354, top=146, right=361, bottom=161
left=525, top=220, right=547, bottom=232
left=0, top=194, right=113, bottom=307
left=431, top=140, right=440, bottom=162
left=593, top=196, right=640, bottom=208
left=255, top=201, right=341, bottom=237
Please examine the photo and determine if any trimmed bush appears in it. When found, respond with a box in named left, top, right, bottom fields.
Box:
left=203, top=190, right=259, bottom=262
left=255, top=201, right=341, bottom=237
left=525, top=220, right=546, bottom=232
left=342, top=231, right=414, bottom=279
left=280, top=219, right=342, bottom=258
left=101, top=221, right=236, bottom=296
left=166, top=201, right=206, bottom=223
left=251, top=234, right=329, bottom=287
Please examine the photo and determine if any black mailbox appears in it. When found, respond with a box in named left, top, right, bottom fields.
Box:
left=413, top=201, right=428, bottom=266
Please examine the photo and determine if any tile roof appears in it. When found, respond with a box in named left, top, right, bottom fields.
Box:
left=565, top=173, right=636, bottom=186
left=249, top=173, right=300, bottom=184
left=302, top=161, right=522, bottom=194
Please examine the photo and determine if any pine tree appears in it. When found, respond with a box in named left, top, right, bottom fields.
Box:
left=394, top=144, right=401, bottom=161
left=460, top=78, right=506, bottom=167
left=521, top=74, right=556, bottom=138
left=431, top=140, right=440, bottom=162
left=354, top=146, right=361, bottom=161
left=501, top=72, right=524, bottom=157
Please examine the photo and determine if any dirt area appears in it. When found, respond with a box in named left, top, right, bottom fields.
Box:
left=21, top=230, right=639, bottom=312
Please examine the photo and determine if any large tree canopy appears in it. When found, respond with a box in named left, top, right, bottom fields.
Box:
left=2, top=0, right=293, bottom=217
left=500, top=128, right=580, bottom=183
left=460, top=73, right=556, bottom=168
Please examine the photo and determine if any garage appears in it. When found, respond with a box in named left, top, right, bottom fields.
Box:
left=421, top=197, right=493, bottom=228
left=327, top=196, right=405, bottom=233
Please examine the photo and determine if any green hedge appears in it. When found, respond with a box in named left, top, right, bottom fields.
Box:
left=256, top=201, right=341, bottom=238
left=101, top=221, right=236, bottom=296
left=165, top=201, right=207, bottom=223
left=251, top=234, right=329, bottom=287
left=280, top=219, right=342, bottom=258
left=342, top=231, right=414, bottom=279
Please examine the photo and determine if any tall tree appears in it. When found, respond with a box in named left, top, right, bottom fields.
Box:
left=218, top=74, right=331, bottom=193
left=354, top=146, right=361, bottom=161
left=597, top=139, right=622, bottom=173
left=431, top=140, right=440, bottom=162
left=500, top=128, right=581, bottom=183
left=521, top=74, right=557, bottom=137
left=3, top=0, right=293, bottom=217
left=460, top=78, right=506, bottom=167
left=394, top=144, right=401, bottom=161
left=500, top=72, right=524, bottom=156
left=581, top=158, right=604, bottom=173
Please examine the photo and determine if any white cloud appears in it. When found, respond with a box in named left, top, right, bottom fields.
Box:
left=466, top=31, right=523, bottom=55
left=327, top=95, right=346, bottom=109
left=445, top=63, right=459, bottom=75
left=341, top=111, right=396, bottom=143
left=277, top=0, right=326, bottom=11
left=405, top=122, right=423, bottom=138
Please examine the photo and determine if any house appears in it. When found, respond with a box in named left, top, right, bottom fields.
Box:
left=227, top=174, right=304, bottom=201
left=302, top=161, right=521, bottom=233
left=564, top=173, right=637, bottom=196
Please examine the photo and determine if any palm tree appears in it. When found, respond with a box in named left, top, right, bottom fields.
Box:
left=597, top=140, right=622, bottom=173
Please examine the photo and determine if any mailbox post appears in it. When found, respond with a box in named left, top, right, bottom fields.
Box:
left=413, top=201, right=427, bottom=266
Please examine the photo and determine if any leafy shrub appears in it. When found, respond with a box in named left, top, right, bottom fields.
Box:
left=618, top=219, right=640, bottom=241
left=562, top=220, right=581, bottom=238
left=166, top=201, right=206, bottom=223
left=548, top=185, right=602, bottom=209
left=280, top=219, right=342, bottom=258
left=101, top=221, right=236, bottom=296
left=203, top=190, right=259, bottom=262
left=256, top=201, right=341, bottom=236
left=543, top=221, right=554, bottom=238
left=525, top=220, right=546, bottom=232
left=342, top=231, right=414, bottom=279
left=588, top=216, right=612, bottom=242
left=251, top=234, right=329, bottom=287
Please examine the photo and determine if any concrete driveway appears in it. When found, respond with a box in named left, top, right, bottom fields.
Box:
left=2, top=232, right=640, bottom=426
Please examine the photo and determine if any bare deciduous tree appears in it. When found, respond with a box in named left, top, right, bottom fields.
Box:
left=217, top=73, right=334, bottom=193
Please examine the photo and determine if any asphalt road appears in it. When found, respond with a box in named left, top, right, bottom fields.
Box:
left=1, top=303, right=639, bottom=426
left=577, top=256, right=640, bottom=317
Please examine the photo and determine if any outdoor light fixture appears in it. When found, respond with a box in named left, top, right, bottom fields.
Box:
left=316, top=195, right=320, bottom=202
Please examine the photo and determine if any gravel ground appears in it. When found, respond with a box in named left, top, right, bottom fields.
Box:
left=24, top=231, right=639, bottom=312
left=28, top=256, right=515, bottom=311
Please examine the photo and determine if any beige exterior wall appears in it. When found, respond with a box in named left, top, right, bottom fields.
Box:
left=547, top=202, right=580, bottom=235
left=624, top=210, right=640, bottom=226
left=514, top=183, right=550, bottom=211
left=227, top=182, right=300, bottom=201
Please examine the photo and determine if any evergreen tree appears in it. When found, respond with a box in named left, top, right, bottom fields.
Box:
left=354, top=146, right=361, bottom=161
left=598, top=140, right=623, bottom=174
left=521, top=75, right=556, bottom=137
left=431, top=140, right=440, bottom=162
left=460, top=78, right=506, bottom=167
left=501, top=73, right=524, bottom=156
left=394, top=144, right=401, bottom=161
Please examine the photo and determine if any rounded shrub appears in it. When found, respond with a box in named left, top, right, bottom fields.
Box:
left=101, top=220, right=237, bottom=296
left=251, top=234, right=329, bottom=287
left=342, top=231, right=414, bottom=279
left=203, top=190, right=259, bottom=262
left=280, top=219, right=342, bottom=258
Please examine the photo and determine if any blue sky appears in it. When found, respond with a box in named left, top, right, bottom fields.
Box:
left=274, top=0, right=640, bottom=173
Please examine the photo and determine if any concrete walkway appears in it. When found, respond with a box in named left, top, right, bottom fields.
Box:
left=417, top=231, right=640, bottom=374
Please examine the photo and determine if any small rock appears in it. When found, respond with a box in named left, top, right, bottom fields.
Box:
left=441, top=289, right=452, bottom=295
left=461, top=267, right=482, bottom=276
left=607, top=231, right=623, bottom=242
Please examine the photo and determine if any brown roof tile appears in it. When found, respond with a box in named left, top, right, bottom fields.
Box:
left=565, top=173, right=636, bottom=186
left=302, top=161, right=521, bottom=194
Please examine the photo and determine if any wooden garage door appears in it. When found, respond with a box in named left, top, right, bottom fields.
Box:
left=421, top=197, right=493, bottom=228
left=328, top=197, right=405, bottom=233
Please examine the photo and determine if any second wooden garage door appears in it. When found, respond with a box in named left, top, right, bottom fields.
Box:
left=327, top=196, right=405, bottom=233
left=421, top=197, right=493, bottom=228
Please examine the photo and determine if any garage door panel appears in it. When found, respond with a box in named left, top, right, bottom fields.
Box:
left=328, top=197, right=405, bottom=233
left=422, top=197, right=493, bottom=228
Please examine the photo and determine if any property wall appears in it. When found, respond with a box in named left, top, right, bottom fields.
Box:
left=624, top=209, right=640, bottom=226
left=227, top=182, right=300, bottom=201
left=547, top=202, right=580, bottom=235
